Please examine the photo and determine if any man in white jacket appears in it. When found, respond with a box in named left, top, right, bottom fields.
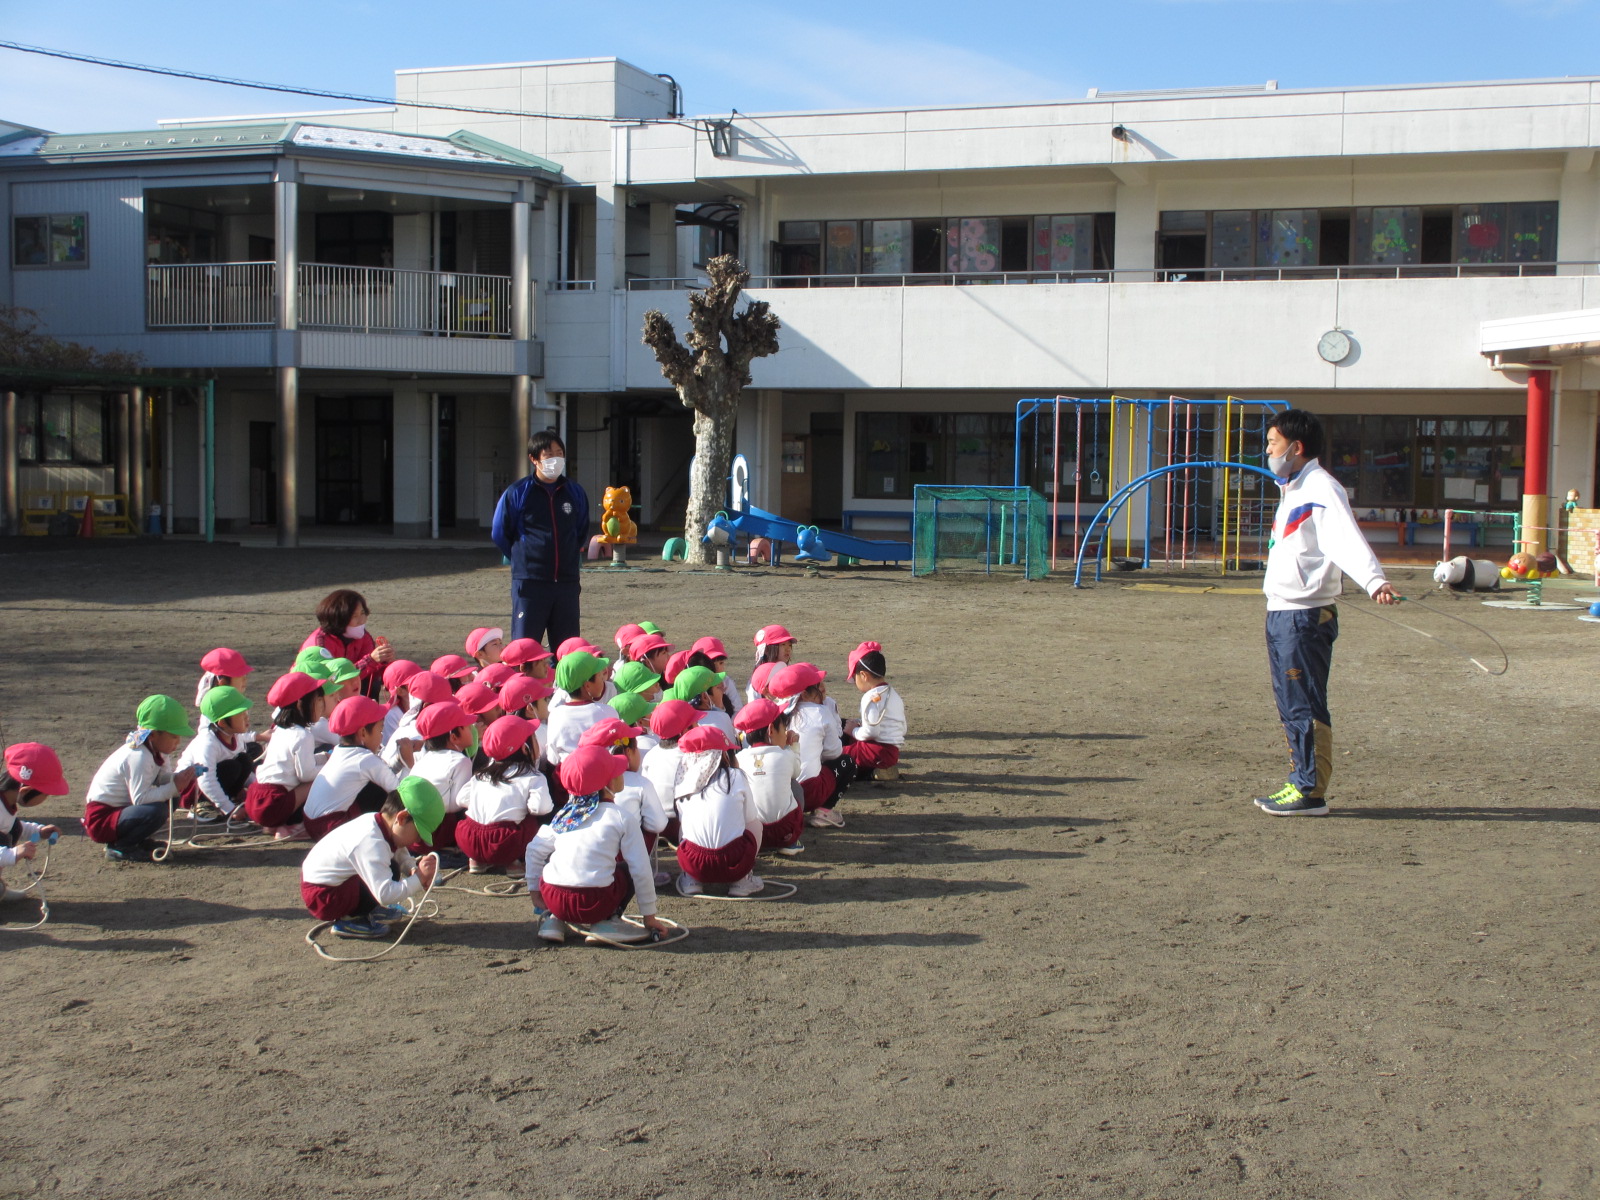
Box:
left=1257, top=410, right=1398, bottom=817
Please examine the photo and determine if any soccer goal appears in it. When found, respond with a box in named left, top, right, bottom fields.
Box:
left=912, top=485, right=1050, bottom=580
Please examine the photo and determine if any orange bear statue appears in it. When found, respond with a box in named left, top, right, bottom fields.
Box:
left=599, top=486, right=637, bottom=545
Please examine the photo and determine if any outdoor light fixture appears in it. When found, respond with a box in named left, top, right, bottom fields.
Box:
left=706, top=120, right=735, bottom=158
left=1111, top=125, right=1131, bottom=142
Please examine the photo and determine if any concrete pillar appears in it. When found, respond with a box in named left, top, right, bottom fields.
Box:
left=594, top=184, right=627, bottom=291
left=277, top=366, right=299, bottom=546
left=114, top=393, right=131, bottom=500
left=1523, top=368, right=1553, bottom=554
left=511, top=375, right=532, bottom=468
left=274, top=176, right=299, bottom=330
left=1, top=392, right=16, bottom=534
left=648, top=202, right=676, bottom=278
left=128, top=385, right=145, bottom=526
left=511, top=198, right=532, bottom=341
left=392, top=384, right=431, bottom=539
left=1111, top=167, right=1156, bottom=282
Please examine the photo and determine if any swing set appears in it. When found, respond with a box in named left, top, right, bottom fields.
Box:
left=1012, top=395, right=1288, bottom=575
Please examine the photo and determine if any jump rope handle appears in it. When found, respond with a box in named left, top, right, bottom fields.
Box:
left=27, top=830, right=59, bottom=846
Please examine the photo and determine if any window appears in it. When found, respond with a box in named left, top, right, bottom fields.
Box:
left=12, top=213, right=88, bottom=268
left=776, top=214, right=1113, bottom=280
left=146, top=200, right=219, bottom=265
left=15, top=393, right=111, bottom=464
left=1323, top=415, right=1525, bottom=509
left=854, top=412, right=1015, bottom=499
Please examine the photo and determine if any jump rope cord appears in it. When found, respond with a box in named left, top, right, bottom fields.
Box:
left=1335, top=590, right=1510, bottom=676
left=0, top=844, right=51, bottom=932
left=305, top=855, right=443, bottom=963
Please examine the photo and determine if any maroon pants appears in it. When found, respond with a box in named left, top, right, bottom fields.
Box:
left=843, top=740, right=900, bottom=770
left=244, top=782, right=301, bottom=828
left=540, top=865, right=630, bottom=924
left=677, top=830, right=758, bottom=884
left=799, top=767, right=838, bottom=813
left=303, top=809, right=354, bottom=842
left=301, top=877, right=375, bottom=921
left=759, top=806, right=803, bottom=853
left=409, top=811, right=463, bottom=856
left=456, top=815, right=540, bottom=867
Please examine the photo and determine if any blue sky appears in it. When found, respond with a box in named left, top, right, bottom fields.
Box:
left=1, top=0, right=1597, bottom=132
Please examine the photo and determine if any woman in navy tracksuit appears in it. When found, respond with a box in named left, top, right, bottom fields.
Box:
left=491, top=429, right=590, bottom=655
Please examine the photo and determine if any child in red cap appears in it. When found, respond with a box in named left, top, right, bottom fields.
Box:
left=244, top=672, right=327, bottom=840
left=194, top=647, right=254, bottom=710
left=465, top=627, right=505, bottom=673
left=672, top=725, right=765, bottom=897
left=456, top=715, right=552, bottom=874
left=639, top=699, right=701, bottom=846
left=84, top=696, right=199, bottom=861
left=302, top=697, right=399, bottom=841
left=579, top=717, right=668, bottom=852
left=408, top=701, right=476, bottom=852
left=733, top=699, right=804, bottom=856
left=523, top=745, right=667, bottom=944
left=382, top=670, right=448, bottom=772
left=379, top=659, right=423, bottom=749
left=1, top=744, right=67, bottom=898
left=501, top=638, right=554, bottom=681
left=842, top=642, right=906, bottom=783
left=771, top=663, right=850, bottom=828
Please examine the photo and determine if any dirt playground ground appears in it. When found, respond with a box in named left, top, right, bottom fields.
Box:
left=0, top=539, right=1595, bottom=1199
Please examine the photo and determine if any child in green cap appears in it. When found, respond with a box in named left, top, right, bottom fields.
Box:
left=178, top=685, right=268, bottom=823
left=545, top=651, right=619, bottom=769
left=300, top=778, right=441, bottom=939
left=83, top=695, right=198, bottom=862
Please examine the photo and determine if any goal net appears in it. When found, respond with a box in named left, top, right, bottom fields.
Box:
left=912, top=486, right=1050, bottom=580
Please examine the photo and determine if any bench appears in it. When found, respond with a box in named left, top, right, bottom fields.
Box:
left=841, top=509, right=914, bottom=533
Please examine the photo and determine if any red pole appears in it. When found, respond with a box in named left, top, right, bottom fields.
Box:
left=1525, top=368, right=1553, bottom=554
left=1051, top=398, right=1061, bottom=571
left=1164, top=396, right=1176, bottom=564
left=1074, top=401, right=1083, bottom=556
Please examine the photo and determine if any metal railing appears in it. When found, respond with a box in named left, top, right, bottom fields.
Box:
left=147, top=262, right=276, bottom=328
left=623, top=261, right=1586, bottom=290
left=546, top=279, right=596, bottom=291
left=299, top=264, right=512, bottom=336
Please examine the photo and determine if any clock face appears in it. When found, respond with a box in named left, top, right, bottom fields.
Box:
left=1318, top=330, right=1352, bottom=363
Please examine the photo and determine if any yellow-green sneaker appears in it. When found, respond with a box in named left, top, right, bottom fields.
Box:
left=1254, top=783, right=1328, bottom=816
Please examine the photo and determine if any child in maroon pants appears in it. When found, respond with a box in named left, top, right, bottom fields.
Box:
left=672, top=725, right=765, bottom=898
left=456, top=714, right=552, bottom=873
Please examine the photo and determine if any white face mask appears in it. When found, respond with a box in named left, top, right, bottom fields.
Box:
left=536, top=456, right=565, bottom=481
left=345, top=623, right=367, bottom=639
left=1268, top=453, right=1293, bottom=480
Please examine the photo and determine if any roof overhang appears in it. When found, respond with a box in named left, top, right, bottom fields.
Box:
left=1480, top=307, right=1600, bottom=367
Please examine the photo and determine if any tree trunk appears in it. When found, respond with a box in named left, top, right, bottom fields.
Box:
left=684, top=392, right=738, bottom=565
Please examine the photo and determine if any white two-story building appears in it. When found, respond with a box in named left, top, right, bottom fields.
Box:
left=4, top=59, right=1598, bottom=551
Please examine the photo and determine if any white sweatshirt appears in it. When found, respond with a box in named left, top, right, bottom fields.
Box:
left=523, top=803, right=658, bottom=915
left=179, top=725, right=259, bottom=814
left=461, top=770, right=553, bottom=826
left=303, top=745, right=399, bottom=821
left=790, top=701, right=842, bottom=781
left=640, top=744, right=684, bottom=818
left=381, top=703, right=422, bottom=772
left=695, top=707, right=738, bottom=743
left=677, top=769, right=761, bottom=851
left=409, top=748, right=472, bottom=813
left=255, top=724, right=320, bottom=789
left=612, top=769, right=668, bottom=836
left=1265, top=459, right=1387, bottom=611
left=85, top=739, right=177, bottom=810
left=735, top=743, right=802, bottom=824
left=852, top=684, right=906, bottom=746
left=544, top=701, right=618, bottom=765
left=301, top=813, right=423, bottom=907
left=0, top=804, right=44, bottom=870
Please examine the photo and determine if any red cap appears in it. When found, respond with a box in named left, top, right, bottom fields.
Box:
left=663, top=650, right=693, bottom=686
left=628, top=632, right=673, bottom=658
left=749, top=662, right=779, bottom=697
left=556, top=636, right=603, bottom=659
left=407, top=671, right=453, bottom=705
left=770, top=662, right=825, bottom=699
left=691, top=636, right=729, bottom=660
left=431, top=654, right=476, bottom=680
left=4, top=742, right=68, bottom=796
left=614, top=623, right=645, bottom=651
left=648, top=699, right=702, bottom=741
left=455, top=681, right=501, bottom=717
left=465, top=627, right=504, bottom=657
left=733, top=697, right=783, bottom=733
left=678, top=724, right=737, bottom=753
left=474, top=663, right=518, bottom=690
left=267, top=671, right=323, bottom=708
left=329, top=695, right=388, bottom=736
left=416, top=701, right=473, bottom=739
left=557, top=745, right=628, bottom=795
left=500, top=638, right=553, bottom=666
left=847, top=640, right=885, bottom=678
left=200, top=647, right=253, bottom=677
left=499, top=676, right=552, bottom=713
left=578, top=717, right=643, bottom=749
left=382, top=658, right=423, bottom=694
left=753, top=624, right=796, bottom=649
left=481, top=714, right=538, bottom=760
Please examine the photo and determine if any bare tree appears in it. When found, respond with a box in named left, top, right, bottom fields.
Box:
left=0, top=305, right=143, bottom=391
left=642, top=255, right=780, bottom=563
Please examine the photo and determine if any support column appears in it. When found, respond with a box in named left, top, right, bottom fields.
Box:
left=511, top=375, right=532, bottom=474
left=1, top=392, right=16, bottom=535
left=512, top=198, right=532, bottom=342
left=277, top=366, right=299, bottom=547
left=594, top=183, right=627, bottom=291
left=274, top=174, right=299, bottom=331
left=114, top=393, right=131, bottom=500
left=1523, top=367, right=1553, bottom=554
left=128, top=385, right=145, bottom=527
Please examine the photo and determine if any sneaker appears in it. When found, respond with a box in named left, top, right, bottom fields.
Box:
left=729, top=873, right=765, bottom=897
left=1, top=885, right=30, bottom=902
left=1253, top=782, right=1300, bottom=807
left=273, top=823, right=311, bottom=841
left=537, top=915, right=569, bottom=943
left=105, top=844, right=154, bottom=863
left=468, top=859, right=504, bottom=875
left=653, top=870, right=672, bottom=888
left=813, top=807, right=845, bottom=828
left=775, top=841, right=805, bottom=857
left=1256, top=785, right=1329, bottom=817
left=805, top=812, right=832, bottom=829
left=583, top=917, right=650, bottom=944
left=876, top=765, right=901, bottom=782
left=189, top=801, right=226, bottom=825
left=372, top=903, right=409, bottom=922
left=675, top=873, right=705, bottom=897
left=331, top=915, right=391, bottom=939
left=434, top=849, right=469, bottom=870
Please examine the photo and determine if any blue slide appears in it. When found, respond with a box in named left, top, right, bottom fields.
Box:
left=729, top=506, right=912, bottom=564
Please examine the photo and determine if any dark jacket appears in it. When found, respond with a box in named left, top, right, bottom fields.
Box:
left=491, top=475, right=589, bottom=584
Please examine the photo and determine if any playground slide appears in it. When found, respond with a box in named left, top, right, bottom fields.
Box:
left=730, top=506, right=912, bottom=564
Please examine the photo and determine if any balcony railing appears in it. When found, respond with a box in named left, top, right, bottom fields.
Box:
left=146, top=262, right=514, bottom=335
left=624, top=261, right=1588, bottom=290
left=147, top=262, right=276, bottom=328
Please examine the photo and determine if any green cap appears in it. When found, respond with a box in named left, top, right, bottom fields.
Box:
left=397, top=777, right=444, bottom=846
left=638, top=621, right=662, bottom=635
left=324, top=657, right=360, bottom=686
left=136, top=694, right=195, bottom=738
left=294, top=648, right=333, bottom=679
left=555, top=650, right=610, bottom=693
left=612, top=661, right=661, bottom=695
left=199, top=685, right=253, bottom=724
left=665, top=664, right=725, bottom=703
left=610, top=691, right=656, bottom=727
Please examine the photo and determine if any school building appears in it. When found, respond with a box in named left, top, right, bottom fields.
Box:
left=3, top=61, right=1600, bottom=551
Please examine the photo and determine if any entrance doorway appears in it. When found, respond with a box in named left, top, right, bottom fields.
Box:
left=249, top=421, right=277, bottom=525
left=810, top=411, right=843, bottom=524
left=315, top=395, right=393, bottom=525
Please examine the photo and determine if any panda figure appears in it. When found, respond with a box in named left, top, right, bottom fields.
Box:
left=1433, top=555, right=1501, bottom=592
